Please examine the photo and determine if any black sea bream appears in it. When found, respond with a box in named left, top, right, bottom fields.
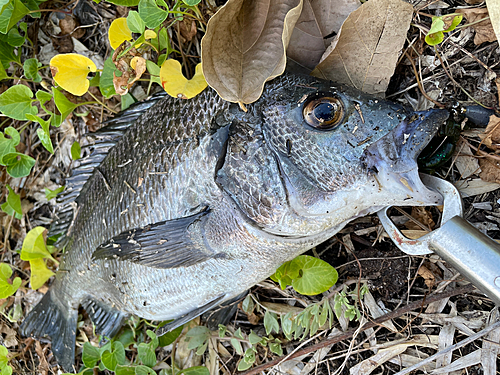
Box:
left=21, top=73, right=448, bottom=371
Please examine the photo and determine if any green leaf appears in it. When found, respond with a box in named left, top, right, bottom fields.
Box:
left=26, top=113, right=53, bottom=153
left=127, top=11, right=145, bottom=34
left=101, top=341, right=126, bottom=371
left=115, top=365, right=136, bottom=375
left=0, top=127, right=18, bottom=165
left=71, top=141, right=81, bottom=160
left=5, top=184, right=21, bottom=216
left=121, top=93, right=135, bottom=111
left=146, top=60, right=160, bottom=76
left=0, top=64, right=7, bottom=80
left=158, top=324, right=183, bottom=346
left=138, top=0, right=168, bottom=29
left=218, top=324, right=226, bottom=338
left=269, top=342, right=282, bottom=356
left=241, top=294, right=254, bottom=314
left=82, top=342, right=101, bottom=368
left=263, top=310, right=279, bottom=335
left=117, top=328, right=136, bottom=348
left=1, top=201, right=21, bottom=219
left=290, top=256, right=338, bottom=295
left=425, top=31, right=443, bottom=46
left=23, top=58, right=42, bottom=82
left=0, top=0, right=29, bottom=34
left=21, top=0, right=41, bottom=18
left=89, top=72, right=100, bottom=87
left=21, top=226, right=53, bottom=261
left=158, top=28, right=171, bottom=53
left=137, top=343, right=156, bottom=367
left=29, top=258, right=54, bottom=289
left=44, top=185, right=64, bottom=201
left=248, top=331, right=261, bottom=345
left=0, top=345, right=12, bottom=375
left=0, top=85, right=37, bottom=120
left=0, top=263, right=21, bottom=298
left=6, top=26, right=23, bottom=46
left=271, top=258, right=300, bottom=290
left=135, top=365, right=156, bottom=375
left=53, top=87, right=77, bottom=122
left=281, top=312, right=294, bottom=339
left=0, top=40, right=19, bottom=68
left=180, top=366, right=209, bottom=375
left=145, top=330, right=159, bottom=350
left=233, top=327, right=243, bottom=340
left=237, top=358, right=253, bottom=371
left=186, top=326, right=210, bottom=350
left=100, top=57, right=117, bottom=98
left=3, top=152, right=35, bottom=178
left=35, top=90, right=53, bottom=111
left=182, top=0, right=201, bottom=5
left=105, top=0, right=139, bottom=5
left=230, top=338, right=243, bottom=355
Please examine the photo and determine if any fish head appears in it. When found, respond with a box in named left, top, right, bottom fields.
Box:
left=257, top=75, right=449, bottom=230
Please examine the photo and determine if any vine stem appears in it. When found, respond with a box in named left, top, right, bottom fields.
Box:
left=240, top=283, right=476, bottom=375
left=85, top=91, right=118, bottom=114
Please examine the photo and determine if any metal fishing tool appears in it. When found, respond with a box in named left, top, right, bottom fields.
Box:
left=378, top=174, right=500, bottom=306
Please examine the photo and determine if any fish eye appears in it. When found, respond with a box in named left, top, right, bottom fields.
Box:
left=303, top=97, right=344, bottom=130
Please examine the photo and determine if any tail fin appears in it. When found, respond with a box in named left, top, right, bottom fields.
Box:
left=20, top=290, right=78, bottom=373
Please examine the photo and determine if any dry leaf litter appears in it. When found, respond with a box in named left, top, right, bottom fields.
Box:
left=0, top=0, right=499, bottom=374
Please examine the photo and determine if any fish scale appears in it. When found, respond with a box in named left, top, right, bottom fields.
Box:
left=20, top=73, right=448, bottom=371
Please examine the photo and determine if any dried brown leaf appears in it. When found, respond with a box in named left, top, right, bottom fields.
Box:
left=287, top=0, right=360, bottom=70
left=479, top=115, right=500, bottom=149
left=287, top=0, right=324, bottom=70
left=311, top=0, right=413, bottom=97
left=309, top=0, right=361, bottom=46
left=405, top=206, right=435, bottom=230
left=457, top=8, right=496, bottom=45
left=179, top=19, right=198, bottom=43
left=479, top=157, right=500, bottom=184
left=418, top=265, right=436, bottom=289
left=454, top=138, right=481, bottom=179
left=486, top=0, right=500, bottom=43
left=202, top=0, right=303, bottom=105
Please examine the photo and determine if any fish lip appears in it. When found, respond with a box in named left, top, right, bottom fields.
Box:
left=362, top=109, right=450, bottom=206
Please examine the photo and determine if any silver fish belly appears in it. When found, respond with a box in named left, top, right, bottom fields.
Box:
left=20, top=73, right=448, bottom=371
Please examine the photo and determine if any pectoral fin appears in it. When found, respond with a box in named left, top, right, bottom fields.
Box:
left=92, top=210, right=225, bottom=269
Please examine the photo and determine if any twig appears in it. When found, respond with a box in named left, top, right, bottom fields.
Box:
left=240, top=284, right=476, bottom=375
left=393, top=319, right=500, bottom=375
left=404, top=51, right=445, bottom=108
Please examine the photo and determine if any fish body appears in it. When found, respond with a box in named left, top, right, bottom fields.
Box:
left=21, top=73, right=448, bottom=371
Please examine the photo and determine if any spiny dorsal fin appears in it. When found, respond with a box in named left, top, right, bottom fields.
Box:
left=49, top=93, right=166, bottom=241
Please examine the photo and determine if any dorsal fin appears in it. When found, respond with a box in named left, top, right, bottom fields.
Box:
left=49, top=93, right=166, bottom=241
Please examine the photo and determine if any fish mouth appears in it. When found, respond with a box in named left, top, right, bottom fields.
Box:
left=361, top=109, right=450, bottom=206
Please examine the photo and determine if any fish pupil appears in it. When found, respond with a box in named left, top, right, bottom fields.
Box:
left=314, top=102, right=335, bottom=123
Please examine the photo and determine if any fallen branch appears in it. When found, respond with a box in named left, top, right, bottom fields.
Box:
left=241, top=284, right=476, bottom=375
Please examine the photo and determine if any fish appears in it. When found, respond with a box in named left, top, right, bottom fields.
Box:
left=20, top=73, right=448, bottom=372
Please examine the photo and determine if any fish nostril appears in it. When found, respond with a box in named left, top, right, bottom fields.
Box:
left=368, top=166, right=379, bottom=175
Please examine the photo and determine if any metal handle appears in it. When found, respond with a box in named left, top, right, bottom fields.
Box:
left=429, top=216, right=500, bottom=306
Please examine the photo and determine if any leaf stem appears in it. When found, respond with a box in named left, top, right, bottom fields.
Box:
left=84, top=91, right=118, bottom=114
left=404, top=51, right=445, bottom=108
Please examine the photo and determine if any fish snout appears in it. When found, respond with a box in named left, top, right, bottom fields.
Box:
left=361, top=109, right=449, bottom=206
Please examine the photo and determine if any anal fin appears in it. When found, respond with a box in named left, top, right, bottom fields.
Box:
left=92, top=210, right=227, bottom=269
left=82, top=298, right=129, bottom=338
